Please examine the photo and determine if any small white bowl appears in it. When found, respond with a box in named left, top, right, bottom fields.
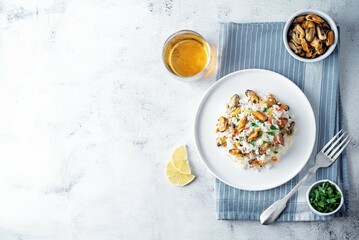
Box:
left=283, top=9, right=338, bottom=63
left=306, top=179, right=344, bottom=216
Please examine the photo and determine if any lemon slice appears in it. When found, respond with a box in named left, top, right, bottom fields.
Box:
left=172, top=159, right=192, bottom=174
left=166, top=161, right=195, bottom=186
left=171, top=145, right=191, bottom=174
left=171, top=145, right=187, bottom=162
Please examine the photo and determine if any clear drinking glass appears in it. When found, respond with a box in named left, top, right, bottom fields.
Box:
left=162, top=30, right=211, bottom=82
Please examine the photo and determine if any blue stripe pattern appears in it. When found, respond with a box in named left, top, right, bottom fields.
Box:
left=216, top=22, right=348, bottom=221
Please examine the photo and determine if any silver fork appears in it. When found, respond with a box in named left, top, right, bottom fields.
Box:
left=260, top=130, right=351, bottom=225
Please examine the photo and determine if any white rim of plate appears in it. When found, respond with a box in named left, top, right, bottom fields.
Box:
left=193, top=68, right=316, bottom=190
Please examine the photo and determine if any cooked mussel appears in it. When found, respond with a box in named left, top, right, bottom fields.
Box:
left=245, top=90, right=260, bottom=103
left=302, top=20, right=316, bottom=30
left=247, top=129, right=260, bottom=142
left=279, top=118, right=288, bottom=129
left=294, top=16, right=306, bottom=24
left=316, top=25, right=327, bottom=40
left=230, top=107, right=241, bottom=117
left=278, top=103, right=290, bottom=111
left=295, top=24, right=305, bottom=38
left=310, top=37, right=325, bottom=55
left=216, top=136, right=227, bottom=147
left=228, top=94, right=240, bottom=108
left=301, top=38, right=311, bottom=53
left=217, top=116, right=228, bottom=132
left=289, top=41, right=302, bottom=54
left=229, top=149, right=244, bottom=157
left=237, top=117, right=247, bottom=133
left=259, top=142, right=273, bottom=155
left=305, top=14, right=325, bottom=23
left=287, top=122, right=295, bottom=135
left=305, top=27, right=316, bottom=42
left=265, top=94, right=277, bottom=107
left=326, top=30, right=334, bottom=46
left=278, top=133, right=285, bottom=145
left=253, top=111, right=268, bottom=122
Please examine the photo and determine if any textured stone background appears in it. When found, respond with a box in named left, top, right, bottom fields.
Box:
left=0, top=0, right=358, bottom=239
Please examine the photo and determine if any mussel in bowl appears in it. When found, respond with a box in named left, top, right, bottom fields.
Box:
left=287, top=13, right=335, bottom=59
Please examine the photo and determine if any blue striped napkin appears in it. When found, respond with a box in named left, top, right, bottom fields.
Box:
left=216, top=22, right=349, bottom=221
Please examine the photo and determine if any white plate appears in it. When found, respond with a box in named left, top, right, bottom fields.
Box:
left=194, top=69, right=316, bottom=191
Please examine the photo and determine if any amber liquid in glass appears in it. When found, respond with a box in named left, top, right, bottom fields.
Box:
left=164, top=32, right=209, bottom=77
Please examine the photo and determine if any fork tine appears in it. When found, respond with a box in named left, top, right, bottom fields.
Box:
left=321, top=130, right=344, bottom=153
left=328, top=135, right=349, bottom=158
left=331, top=138, right=351, bottom=160
left=323, top=131, right=347, bottom=155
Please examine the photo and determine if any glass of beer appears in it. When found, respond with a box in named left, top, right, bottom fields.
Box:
left=162, top=30, right=211, bottom=81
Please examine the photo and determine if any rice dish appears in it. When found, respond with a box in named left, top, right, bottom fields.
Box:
left=215, top=90, right=296, bottom=169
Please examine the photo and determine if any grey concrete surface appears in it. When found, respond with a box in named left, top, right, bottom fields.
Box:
left=0, top=0, right=358, bottom=239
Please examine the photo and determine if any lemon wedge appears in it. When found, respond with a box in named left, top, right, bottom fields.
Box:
left=171, top=145, right=191, bottom=174
left=166, top=145, right=195, bottom=186
left=171, top=145, right=187, bottom=162
left=166, top=161, right=195, bottom=186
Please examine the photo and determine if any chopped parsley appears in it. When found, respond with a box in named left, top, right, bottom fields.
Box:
left=248, top=107, right=253, bottom=112
left=251, top=122, right=259, bottom=128
left=270, top=125, right=279, bottom=130
left=239, top=137, right=244, bottom=141
left=274, top=151, right=278, bottom=154
left=267, top=132, right=275, bottom=136
left=309, top=181, right=342, bottom=213
left=258, top=131, right=263, bottom=138
left=250, top=140, right=256, bottom=146
left=263, top=107, right=268, bottom=112
left=236, top=117, right=240, bottom=122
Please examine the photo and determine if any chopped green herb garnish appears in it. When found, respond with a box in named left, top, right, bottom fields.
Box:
left=251, top=122, right=259, bottom=128
left=239, top=137, right=244, bottom=141
left=250, top=140, right=256, bottom=146
left=236, top=117, right=240, bottom=121
left=262, top=141, right=268, bottom=144
left=263, top=107, right=268, bottom=112
left=267, top=132, right=275, bottom=136
left=263, top=123, right=265, bottom=127
left=258, top=131, right=263, bottom=138
left=270, top=125, right=279, bottom=130
left=248, top=107, right=253, bottom=112
left=274, top=151, right=278, bottom=154
left=309, top=181, right=342, bottom=213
